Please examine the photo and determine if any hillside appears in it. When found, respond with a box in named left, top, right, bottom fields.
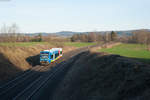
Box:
left=0, top=43, right=76, bottom=82
left=52, top=51, right=150, bottom=100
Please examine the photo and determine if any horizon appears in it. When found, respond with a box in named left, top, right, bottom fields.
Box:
left=1, top=28, right=150, bottom=34
left=0, top=0, right=150, bottom=33
left=23, top=28, right=150, bottom=34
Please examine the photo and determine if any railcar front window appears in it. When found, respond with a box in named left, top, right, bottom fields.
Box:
left=40, top=54, right=48, bottom=59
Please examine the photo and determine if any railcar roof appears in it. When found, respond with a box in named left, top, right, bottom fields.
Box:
left=40, top=48, right=62, bottom=53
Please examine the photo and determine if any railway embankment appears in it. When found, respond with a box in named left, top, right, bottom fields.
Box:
left=52, top=51, right=150, bottom=100
left=0, top=42, right=120, bottom=82
left=0, top=42, right=148, bottom=99
left=0, top=45, right=76, bottom=82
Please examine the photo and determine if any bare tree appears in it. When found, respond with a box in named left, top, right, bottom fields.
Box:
left=110, top=31, right=118, bottom=41
left=71, top=34, right=79, bottom=42
left=0, top=23, right=20, bottom=42
left=88, top=32, right=97, bottom=42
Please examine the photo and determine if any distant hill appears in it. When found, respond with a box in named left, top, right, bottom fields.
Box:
left=24, top=29, right=150, bottom=37
left=25, top=33, right=49, bottom=37
left=54, top=31, right=81, bottom=37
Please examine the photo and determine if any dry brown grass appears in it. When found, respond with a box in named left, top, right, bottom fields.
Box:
left=0, top=53, right=21, bottom=81
left=0, top=43, right=76, bottom=81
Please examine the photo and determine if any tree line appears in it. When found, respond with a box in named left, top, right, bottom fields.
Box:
left=70, top=31, right=118, bottom=42
left=122, top=30, right=150, bottom=50
left=0, top=23, right=67, bottom=42
left=1, top=23, right=150, bottom=49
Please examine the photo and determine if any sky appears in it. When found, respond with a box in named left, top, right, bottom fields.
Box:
left=0, top=0, right=150, bottom=33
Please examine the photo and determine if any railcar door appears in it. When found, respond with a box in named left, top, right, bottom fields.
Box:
left=53, top=53, right=55, bottom=60
left=50, top=53, right=53, bottom=62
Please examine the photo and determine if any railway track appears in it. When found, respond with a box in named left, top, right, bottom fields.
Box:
left=13, top=61, right=68, bottom=100
left=0, top=66, right=42, bottom=91
left=0, top=44, right=102, bottom=100
left=0, top=65, right=51, bottom=100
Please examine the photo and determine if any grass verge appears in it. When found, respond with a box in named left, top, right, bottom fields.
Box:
left=0, top=42, right=49, bottom=47
left=64, top=42, right=97, bottom=47
left=99, top=43, right=150, bottom=63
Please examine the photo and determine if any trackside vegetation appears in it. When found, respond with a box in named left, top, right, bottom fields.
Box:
left=64, top=42, right=97, bottom=47
left=0, top=41, right=97, bottom=81
left=0, top=42, right=49, bottom=47
left=99, top=43, right=150, bottom=63
left=0, top=42, right=97, bottom=47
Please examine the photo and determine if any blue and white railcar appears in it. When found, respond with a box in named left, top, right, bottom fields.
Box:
left=40, top=48, right=63, bottom=65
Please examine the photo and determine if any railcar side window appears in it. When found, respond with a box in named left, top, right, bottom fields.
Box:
left=51, top=55, right=53, bottom=59
left=55, top=53, right=59, bottom=58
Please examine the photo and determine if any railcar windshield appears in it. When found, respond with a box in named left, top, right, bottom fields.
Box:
left=40, top=53, right=49, bottom=59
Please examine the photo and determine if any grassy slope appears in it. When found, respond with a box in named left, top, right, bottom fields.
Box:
left=0, top=42, right=97, bottom=47
left=52, top=51, right=150, bottom=100
left=64, top=42, right=97, bottom=47
left=99, top=44, right=150, bottom=63
left=0, top=42, right=96, bottom=81
left=0, top=42, right=49, bottom=47
left=0, top=42, right=54, bottom=81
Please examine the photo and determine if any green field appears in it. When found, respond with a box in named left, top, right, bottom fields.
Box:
left=99, top=44, right=150, bottom=63
left=0, top=42, right=49, bottom=47
left=64, top=42, right=97, bottom=47
left=0, top=42, right=97, bottom=47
